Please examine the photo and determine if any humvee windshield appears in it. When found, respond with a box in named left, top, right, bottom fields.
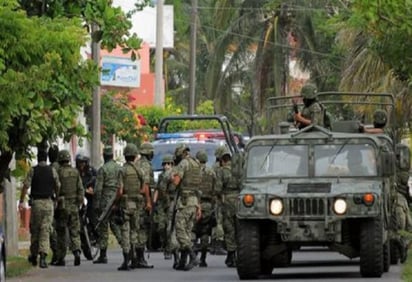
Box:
left=246, top=143, right=377, bottom=178
left=315, top=144, right=377, bottom=177
left=246, top=145, right=309, bottom=177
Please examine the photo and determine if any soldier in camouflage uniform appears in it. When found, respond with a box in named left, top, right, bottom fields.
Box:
left=48, top=144, right=60, bottom=265
left=210, top=146, right=226, bottom=255
left=19, top=150, right=60, bottom=268
left=194, top=150, right=217, bottom=267
left=53, top=150, right=84, bottom=266
left=117, top=143, right=152, bottom=271
left=216, top=148, right=240, bottom=267
left=93, top=146, right=122, bottom=264
left=294, top=83, right=324, bottom=129
left=360, top=109, right=387, bottom=134
left=154, top=154, right=176, bottom=260
left=134, top=142, right=155, bottom=268
left=394, top=143, right=412, bottom=263
left=171, top=144, right=201, bottom=271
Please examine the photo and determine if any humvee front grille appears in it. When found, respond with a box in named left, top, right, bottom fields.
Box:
left=288, top=198, right=327, bottom=216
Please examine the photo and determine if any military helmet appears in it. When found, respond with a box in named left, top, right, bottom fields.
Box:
left=175, top=143, right=190, bottom=157
left=196, top=150, right=208, bottom=163
left=58, top=150, right=71, bottom=162
left=219, top=148, right=232, bottom=159
left=162, top=154, right=174, bottom=164
left=214, top=145, right=226, bottom=158
left=75, top=154, right=88, bottom=162
left=300, top=83, right=318, bottom=99
left=123, top=143, right=138, bottom=157
left=373, top=109, right=388, bottom=126
left=140, top=142, right=154, bottom=155
left=103, top=145, right=113, bottom=156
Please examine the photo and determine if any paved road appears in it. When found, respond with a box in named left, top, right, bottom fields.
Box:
left=9, top=248, right=403, bottom=282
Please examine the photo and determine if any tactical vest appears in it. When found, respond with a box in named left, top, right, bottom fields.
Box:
left=123, top=163, right=142, bottom=199
left=222, top=165, right=238, bottom=193
left=198, top=165, right=214, bottom=199
left=181, top=157, right=202, bottom=191
left=31, top=165, right=54, bottom=198
left=102, top=161, right=120, bottom=193
left=58, top=166, right=79, bottom=199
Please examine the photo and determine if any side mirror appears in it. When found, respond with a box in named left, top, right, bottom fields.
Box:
left=381, top=151, right=395, bottom=177
left=395, top=143, right=411, bottom=171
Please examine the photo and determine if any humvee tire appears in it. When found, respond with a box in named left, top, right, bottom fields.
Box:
left=383, top=240, right=390, bottom=272
left=360, top=219, right=384, bottom=277
left=236, top=220, right=261, bottom=280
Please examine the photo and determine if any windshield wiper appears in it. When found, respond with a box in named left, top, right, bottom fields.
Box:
left=259, top=141, right=278, bottom=171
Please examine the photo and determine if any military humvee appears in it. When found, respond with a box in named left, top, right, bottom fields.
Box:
left=236, top=93, right=398, bottom=279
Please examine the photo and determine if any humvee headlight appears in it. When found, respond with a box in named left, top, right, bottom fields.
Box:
left=242, top=194, right=255, bottom=207
left=269, top=198, right=283, bottom=215
left=333, top=198, right=347, bottom=215
left=362, top=193, right=375, bottom=206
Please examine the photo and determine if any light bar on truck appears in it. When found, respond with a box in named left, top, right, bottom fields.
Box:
left=156, top=131, right=226, bottom=141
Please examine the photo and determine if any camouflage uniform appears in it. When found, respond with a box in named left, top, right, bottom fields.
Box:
left=134, top=142, right=155, bottom=268
left=117, top=143, right=148, bottom=271
left=54, top=150, right=84, bottom=266
left=210, top=146, right=226, bottom=255
left=173, top=144, right=201, bottom=271
left=93, top=146, right=122, bottom=264
left=21, top=150, right=60, bottom=268
left=48, top=144, right=60, bottom=265
left=296, top=83, right=324, bottom=129
left=154, top=154, right=177, bottom=259
left=216, top=149, right=240, bottom=267
left=194, top=150, right=217, bottom=267
left=393, top=144, right=412, bottom=263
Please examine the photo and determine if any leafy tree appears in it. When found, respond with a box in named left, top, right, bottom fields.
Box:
left=0, top=0, right=96, bottom=189
left=0, top=0, right=150, bottom=190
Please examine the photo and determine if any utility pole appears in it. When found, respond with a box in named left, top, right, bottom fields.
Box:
left=188, top=0, right=197, bottom=114
left=91, top=23, right=101, bottom=168
left=154, top=0, right=164, bottom=108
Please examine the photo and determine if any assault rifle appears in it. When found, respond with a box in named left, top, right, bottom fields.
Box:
left=167, top=188, right=180, bottom=239
left=94, top=193, right=118, bottom=231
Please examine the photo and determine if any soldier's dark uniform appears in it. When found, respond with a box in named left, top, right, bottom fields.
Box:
left=216, top=148, right=240, bottom=267
left=54, top=150, right=84, bottom=266
left=172, top=144, right=201, bottom=271
left=93, top=146, right=122, bottom=264
left=20, top=150, right=60, bottom=268
left=117, top=143, right=152, bottom=271
left=194, top=150, right=217, bottom=267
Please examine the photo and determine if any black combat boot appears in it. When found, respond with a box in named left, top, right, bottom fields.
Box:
left=225, top=251, right=236, bottom=268
left=135, top=248, right=154, bottom=268
left=129, top=246, right=138, bottom=269
left=164, top=251, right=172, bottom=260
left=51, top=258, right=65, bottom=266
left=73, top=250, right=81, bottom=266
left=172, top=250, right=180, bottom=269
left=176, top=250, right=188, bottom=270
left=28, top=254, right=37, bottom=266
left=93, top=248, right=108, bottom=264
left=39, top=252, right=48, bottom=268
left=199, top=250, right=207, bottom=267
left=184, top=249, right=199, bottom=271
left=215, top=240, right=227, bottom=255
left=118, top=252, right=130, bottom=271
